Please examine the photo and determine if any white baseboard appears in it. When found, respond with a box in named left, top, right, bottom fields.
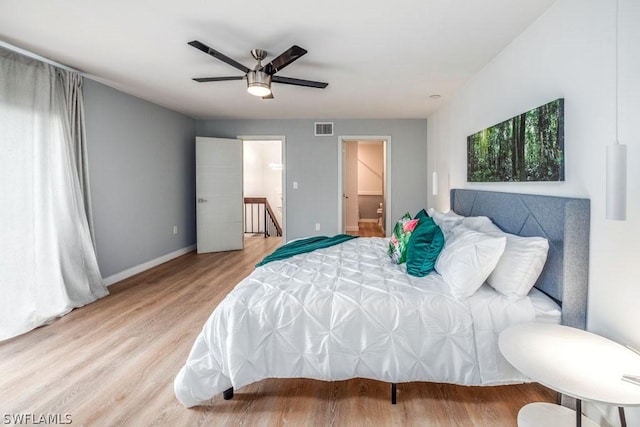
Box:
left=103, top=244, right=196, bottom=286
left=359, top=218, right=378, bottom=223
left=345, top=225, right=360, bottom=232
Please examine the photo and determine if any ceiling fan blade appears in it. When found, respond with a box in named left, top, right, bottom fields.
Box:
left=272, top=75, right=328, bottom=89
left=188, top=40, right=250, bottom=74
left=192, top=76, right=245, bottom=83
left=262, top=45, right=307, bottom=75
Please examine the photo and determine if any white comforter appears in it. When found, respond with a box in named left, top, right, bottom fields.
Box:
left=174, top=237, right=536, bottom=407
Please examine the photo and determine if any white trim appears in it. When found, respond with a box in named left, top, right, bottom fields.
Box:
left=338, top=136, right=391, bottom=237
left=103, top=245, right=196, bottom=286
left=358, top=219, right=378, bottom=223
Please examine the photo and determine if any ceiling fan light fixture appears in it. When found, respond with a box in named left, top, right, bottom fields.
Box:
left=247, top=70, right=272, bottom=97
left=189, top=41, right=327, bottom=97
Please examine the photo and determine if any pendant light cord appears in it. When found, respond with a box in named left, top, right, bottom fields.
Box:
left=615, top=0, right=619, bottom=144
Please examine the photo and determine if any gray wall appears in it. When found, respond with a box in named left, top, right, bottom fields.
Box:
left=84, top=79, right=196, bottom=279
left=196, top=119, right=428, bottom=241
left=82, top=86, right=426, bottom=277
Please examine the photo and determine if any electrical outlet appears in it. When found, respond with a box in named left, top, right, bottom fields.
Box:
left=315, top=223, right=320, bottom=231
left=293, top=181, right=298, bottom=189
left=172, top=225, right=178, bottom=235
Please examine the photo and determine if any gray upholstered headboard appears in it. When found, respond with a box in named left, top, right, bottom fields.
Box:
left=450, top=189, right=590, bottom=330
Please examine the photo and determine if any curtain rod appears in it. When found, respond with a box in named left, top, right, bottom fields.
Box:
left=0, top=39, right=82, bottom=74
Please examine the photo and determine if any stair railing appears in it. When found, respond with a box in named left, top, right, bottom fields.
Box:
left=243, top=197, right=282, bottom=237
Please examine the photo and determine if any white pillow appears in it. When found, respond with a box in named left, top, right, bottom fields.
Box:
left=461, top=216, right=549, bottom=299
left=427, top=208, right=464, bottom=240
left=435, top=225, right=506, bottom=299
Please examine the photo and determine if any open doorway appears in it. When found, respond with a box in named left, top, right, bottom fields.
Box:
left=242, top=138, right=285, bottom=241
left=339, top=138, right=389, bottom=237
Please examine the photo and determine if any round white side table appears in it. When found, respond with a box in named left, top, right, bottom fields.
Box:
left=499, top=323, right=640, bottom=427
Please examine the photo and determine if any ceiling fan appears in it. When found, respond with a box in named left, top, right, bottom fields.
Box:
left=188, top=40, right=328, bottom=99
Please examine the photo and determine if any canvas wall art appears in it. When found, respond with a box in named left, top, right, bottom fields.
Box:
left=467, top=98, right=564, bottom=182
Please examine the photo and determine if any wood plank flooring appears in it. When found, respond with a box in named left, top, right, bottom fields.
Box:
left=0, top=236, right=554, bottom=426
left=346, top=221, right=386, bottom=237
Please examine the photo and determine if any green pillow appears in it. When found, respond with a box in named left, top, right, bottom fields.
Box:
left=388, top=213, right=420, bottom=264
left=406, top=216, right=445, bottom=277
left=414, top=208, right=429, bottom=222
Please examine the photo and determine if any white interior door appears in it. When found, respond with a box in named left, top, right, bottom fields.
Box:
left=344, top=142, right=359, bottom=232
left=196, top=136, right=243, bottom=253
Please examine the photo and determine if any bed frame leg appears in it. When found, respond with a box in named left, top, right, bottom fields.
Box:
left=391, top=383, right=397, bottom=404
left=223, top=387, right=234, bottom=400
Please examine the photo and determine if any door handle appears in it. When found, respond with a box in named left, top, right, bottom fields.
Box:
left=197, top=198, right=208, bottom=203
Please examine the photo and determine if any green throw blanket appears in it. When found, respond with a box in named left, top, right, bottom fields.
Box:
left=256, top=234, right=357, bottom=267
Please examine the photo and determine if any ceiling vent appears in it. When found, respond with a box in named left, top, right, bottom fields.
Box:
left=314, top=122, right=334, bottom=136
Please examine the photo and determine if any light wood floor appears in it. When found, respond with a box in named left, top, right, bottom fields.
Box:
left=0, top=236, right=554, bottom=426
left=346, top=221, right=386, bottom=237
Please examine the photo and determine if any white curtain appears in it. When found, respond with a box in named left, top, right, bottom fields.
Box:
left=0, top=46, right=108, bottom=341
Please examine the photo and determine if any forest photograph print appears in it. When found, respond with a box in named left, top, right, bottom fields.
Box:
left=467, top=98, right=564, bottom=182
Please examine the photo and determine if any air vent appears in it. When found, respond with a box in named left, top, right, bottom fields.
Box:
left=314, top=122, right=334, bottom=136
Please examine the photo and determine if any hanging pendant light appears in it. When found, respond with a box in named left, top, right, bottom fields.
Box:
left=606, top=144, right=627, bottom=220
left=431, top=113, right=439, bottom=196
left=432, top=171, right=439, bottom=196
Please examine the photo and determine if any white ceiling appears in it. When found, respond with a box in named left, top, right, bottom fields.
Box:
left=0, top=0, right=557, bottom=120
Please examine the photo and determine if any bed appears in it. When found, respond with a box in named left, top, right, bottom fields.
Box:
left=174, top=189, right=590, bottom=408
